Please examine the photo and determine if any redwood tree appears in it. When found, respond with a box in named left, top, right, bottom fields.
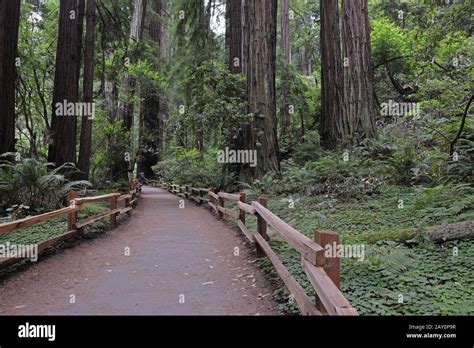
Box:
left=78, top=0, right=96, bottom=179
left=48, top=0, right=85, bottom=165
left=0, top=0, right=21, bottom=155
left=243, top=0, right=280, bottom=179
left=319, top=0, right=344, bottom=148
left=228, top=0, right=242, bottom=74
left=341, top=0, right=376, bottom=144
left=319, top=0, right=376, bottom=149
left=121, top=0, right=148, bottom=132
left=279, top=0, right=291, bottom=137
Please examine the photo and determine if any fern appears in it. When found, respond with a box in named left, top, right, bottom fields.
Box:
left=0, top=158, right=91, bottom=211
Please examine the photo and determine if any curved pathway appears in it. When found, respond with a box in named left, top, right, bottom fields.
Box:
left=0, top=187, right=277, bottom=315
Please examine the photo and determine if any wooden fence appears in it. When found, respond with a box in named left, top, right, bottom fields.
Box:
left=159, top=181, right=358, bottom=316
left=0, top=188, right=140, bottom=270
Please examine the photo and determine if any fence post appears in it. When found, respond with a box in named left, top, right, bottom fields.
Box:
left=110, top=191, right=118, bottom=225
left=209, top=187, right=215, bottom=211
left=125, top=195, right=131, bottom=216
left=218, top=192, right=225, bottom=220
left=239, top=192, right=246, bottom=225
left=256, top=196, right=268, bottom=257
left=314, top=230, right=340, bottom=314
left=67, top=191, right=78, bottom=231
left=185, top=185, right=190, bottom=199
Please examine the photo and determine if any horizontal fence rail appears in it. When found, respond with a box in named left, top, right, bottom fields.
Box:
left=157, top=181, right=358, bottom=316
left=0, top=187, right=141, bottom=270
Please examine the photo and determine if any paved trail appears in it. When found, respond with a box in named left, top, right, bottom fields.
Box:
left=0, top=187, right=277, bottom=315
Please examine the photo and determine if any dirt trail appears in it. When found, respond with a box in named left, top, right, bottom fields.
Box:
left=0, top=187, right=277, bottom=315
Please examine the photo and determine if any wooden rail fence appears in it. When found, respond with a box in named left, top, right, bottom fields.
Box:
left=159, top=181, right=358, bottom=316
left=0, top=188, right=140, bottom=270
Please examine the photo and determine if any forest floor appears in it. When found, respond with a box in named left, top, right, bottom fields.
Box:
left=0, top=187, right=277, bottom=315
left=236, top=185, right=474, bottom=315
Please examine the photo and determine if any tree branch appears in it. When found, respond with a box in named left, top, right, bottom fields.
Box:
left=450, top=94, right=474, bottom=155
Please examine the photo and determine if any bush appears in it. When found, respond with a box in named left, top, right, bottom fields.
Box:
left=239, top=172, right=277, bottom=200
left=277, top=153, right=384, bottom=200
left=446, top=133, right=474, bottom=184
left=0, top=158, right=91, bottom=211
left=152, top=147, right=235, bottom=189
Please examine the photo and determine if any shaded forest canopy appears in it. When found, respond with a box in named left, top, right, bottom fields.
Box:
left=0, top=0, right=471, bottom=188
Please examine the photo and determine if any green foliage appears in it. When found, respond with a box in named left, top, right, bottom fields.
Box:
left=342, top=240, right=474, bottom=315
left=0, top=217, right=67, bottom=246
left=0, top=158, right=91, bottom=211
left=239, top=173, right=277, bottom=200
left=371, top=17, right=410, bottom=68
left=277, top=152, right=383, bottom=200
left=152, top=147, right=235, bottom=188
left=254, top=185, right=474, bottom=315
left=412, top=184, right=474, bottom=221
left=78, top=203, right=104, bottom=219
left=289, top=130, right=322, bottom=165
left=446, top=132, right=474, bottom=183
left=276, top=59, right=318, bottom=151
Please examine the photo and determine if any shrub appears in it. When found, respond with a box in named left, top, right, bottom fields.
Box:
left=152, top=147, right=235, bottom=189
left=239, top=172, right=277, bottom=200
left=446, top=133, right=474, bottom=184
left=278, top=153, right=384, bottom=200
left=0, top=158, right=91, bottom=211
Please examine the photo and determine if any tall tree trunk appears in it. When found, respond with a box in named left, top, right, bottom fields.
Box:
left=225, top=0, right=244, bottom=175
left=225, top=0, right=231, bottom=67
left=242, top=0, right=280, bottom=180
left=48, top=0, right=85, bottom=165
left=122, top=0, right=148, bottom=132
left=300, top=46, right=307, bottom=75
left=138, top=0, right=165, bottom=178
left=280, top=0, right=291, bottom=64
left=239, top=0, right=252, bottom=179
left=78, top=0, right=96, bottom=179
left=157, top=0, right=167, bottom=160
left=241, top=0, right=249, bottom=76
left=341, top=0, right=376, bottom=145
left=0, top=0, right=21, bottom=155
left=279, top=0, right=291, bottom=137
left=117, top=0, right=147, bottom=181
left=228, top=0, right=242, bottom=74
left=319, top=0, right=344, bottom=149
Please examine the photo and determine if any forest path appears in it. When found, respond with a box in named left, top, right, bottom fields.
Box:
left=0, top=187, right=277, bottom=315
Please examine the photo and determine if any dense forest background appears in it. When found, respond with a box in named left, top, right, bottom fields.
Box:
left=0, top=0, right=473, bottom=315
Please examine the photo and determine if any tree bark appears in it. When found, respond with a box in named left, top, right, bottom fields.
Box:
left=225, top=0, right=244, bottom=175
left=241, top=0, right=249, bottom=76
left=280, top=0, right=290, bottom=64
left=242, top=0, right=280, bottom=179
left=48, top=0, right=85, bottom=165
left=341, top=0, right=376, bottom=145
left=450, top=94, right=473, bottom=155
left=116, top=0, right=147, bottom=182
left=279, top=0, right=291, bottom=137
left=78, top=0, right=96, bottom=180
left=228, top=0, right=242, bottom=74
left=0, top=0, right=21, bottom=155
left=427, top=220, right=474, bottom=243
left=319, top=0, right=344, bottom=149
